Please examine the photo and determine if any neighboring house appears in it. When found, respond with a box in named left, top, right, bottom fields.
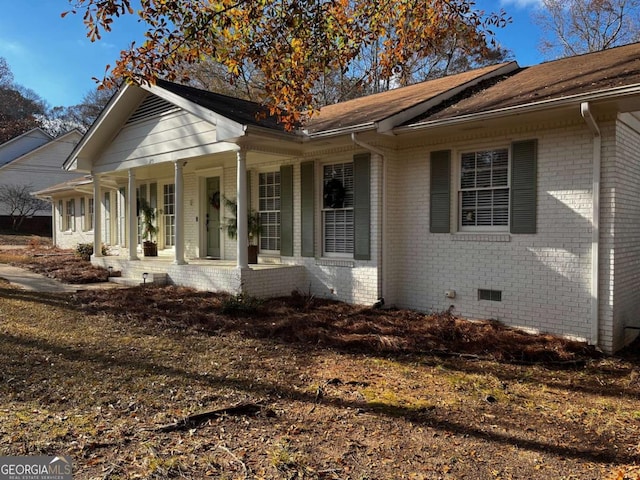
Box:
left=63, top=43, right=640, bottom=354
left=0, top=128, right=83, bottom=234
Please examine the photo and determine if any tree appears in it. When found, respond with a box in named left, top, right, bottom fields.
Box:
left=0, top=184, right=50, bottom=232
left=64, top=0, right=509, bottom=128
left=535, top=0, right=640, bottom=59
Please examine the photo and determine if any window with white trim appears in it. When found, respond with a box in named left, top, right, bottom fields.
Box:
left=58, top=200, right=63, bottom=232
left=65, top=199, right=75, bottom=232
left=459, top=148, right=509, bottom=231
left=87, top=197, right=94, bottom=231
left=163, top=183, right=175, bottom=247
left=258, top=171, right=280, bottom=252
left=322, top=162, right=354, bottom=256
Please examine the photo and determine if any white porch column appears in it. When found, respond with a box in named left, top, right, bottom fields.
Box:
left=174, top=161, right=186, bottom=265
left=127, top=169, right=139, bottom=261
left=236, top=149, right=248, bottom=269
left=92, top=175, right=102, bottom=258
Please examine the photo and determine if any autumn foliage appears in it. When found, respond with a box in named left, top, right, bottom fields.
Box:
left=64, top=0, right=508, bottom=128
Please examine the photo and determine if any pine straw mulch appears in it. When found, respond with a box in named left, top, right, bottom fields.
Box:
left=74, top=286, right=600, bottom=365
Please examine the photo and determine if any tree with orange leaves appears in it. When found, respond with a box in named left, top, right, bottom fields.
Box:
left=64, top=0, right=509, bottom=129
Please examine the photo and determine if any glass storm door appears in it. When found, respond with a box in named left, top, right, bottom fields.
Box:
left=206, top=177, right=221, bottom=258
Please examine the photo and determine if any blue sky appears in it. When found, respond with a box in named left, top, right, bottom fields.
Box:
left=0, top=0, right=544, bottom=108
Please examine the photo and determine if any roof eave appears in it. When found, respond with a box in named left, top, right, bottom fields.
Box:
left=394, top=83, right=640, bottom=134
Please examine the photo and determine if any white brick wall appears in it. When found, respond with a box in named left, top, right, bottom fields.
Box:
left=603, top=114, right=640, bottom=352
left=387, top=123, right=597, bottom=346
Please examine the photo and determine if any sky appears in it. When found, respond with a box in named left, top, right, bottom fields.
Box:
left=0, top=0, right=545, bottom=109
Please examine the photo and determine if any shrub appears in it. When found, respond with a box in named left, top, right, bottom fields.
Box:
left=75, top=243, right=107, bottom=261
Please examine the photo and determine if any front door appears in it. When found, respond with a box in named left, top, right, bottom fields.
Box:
left=206, top=177, right=221, bottom=258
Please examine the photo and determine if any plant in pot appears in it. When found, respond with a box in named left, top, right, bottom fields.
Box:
left=223, top=196, right=262, bottom=264
left=139, top=198, right=158, bottom=257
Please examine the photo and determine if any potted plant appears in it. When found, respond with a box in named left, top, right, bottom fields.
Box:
left=139, top=198, right=158, bottom=257
left=223, top=196, right=262, bottom=264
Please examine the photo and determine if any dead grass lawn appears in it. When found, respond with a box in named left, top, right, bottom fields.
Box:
left=0, top=244, right=639, bottom=479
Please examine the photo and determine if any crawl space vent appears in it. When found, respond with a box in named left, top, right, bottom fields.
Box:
left=478, top=289, right=502, bottom=302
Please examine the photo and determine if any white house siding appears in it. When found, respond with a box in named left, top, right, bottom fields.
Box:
left=388, top=122, right=597, bottom=346
left=95, top=110, right=218, bottom=172
left=0, top=131, right=82, bottom=216
left=601, top=114, right=640, bottom=352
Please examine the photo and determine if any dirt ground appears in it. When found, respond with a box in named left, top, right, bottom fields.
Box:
left=0, top=244, right=639, bottom=479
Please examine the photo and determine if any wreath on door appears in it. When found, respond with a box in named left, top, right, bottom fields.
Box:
left=209, top=191, right=220, bottom=210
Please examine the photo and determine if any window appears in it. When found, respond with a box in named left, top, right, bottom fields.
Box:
left=259, top=171, right=281, bottom=251
left=65, top=199, right=75, bottom=231
left=163, top=183, right=175, bottom=247
left=323, top=162, right=354, bottom=256
left=459, top=148, right=509, bottom=231
left=87, top=198, right=94, bottom=231
left=58, top=200, right=63, bottom=232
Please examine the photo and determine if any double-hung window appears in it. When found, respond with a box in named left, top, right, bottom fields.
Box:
left=459, top=148, right=509, bottom=231
left=258, top=171, right=281, bottom=252
left=65, top=199, right=75, bottom=232
left=322, top=162, right=354, bottom=256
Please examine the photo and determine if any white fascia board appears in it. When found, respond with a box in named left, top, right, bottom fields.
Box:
left=377, top=62, right=520, bottom=133
left=394, top=82, right=640, bottom=134
left=141, top=82, right=246, bottom=141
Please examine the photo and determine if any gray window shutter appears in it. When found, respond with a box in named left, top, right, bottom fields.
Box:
left=300, top=161, right=315, bottom=257
left=430, top=150, right=451, bottom=233
left=510, top=140, right=537, bottom=234
left=354, top=153, right=371, bottom=260
left=280, top=165, right=293, bottom=256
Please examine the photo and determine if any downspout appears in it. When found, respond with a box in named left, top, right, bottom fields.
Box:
left=581, top=102, right=600, bottom=347
left=351, top=133, right=386, bottom=304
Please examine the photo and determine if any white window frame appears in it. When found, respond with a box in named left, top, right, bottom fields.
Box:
left=86, top=197, right=94, bottom=232
left=258, top=170, right=281, bottom=253
left=65, top=199, right=75, bottom=232
left=458, top=146, right=510, bottom=232
left=322, top=161, right=354, bottom=258
left=163, top=183, right=176, bottom=248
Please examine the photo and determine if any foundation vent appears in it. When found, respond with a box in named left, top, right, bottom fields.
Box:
left=478, top=289, right=502, bottom=302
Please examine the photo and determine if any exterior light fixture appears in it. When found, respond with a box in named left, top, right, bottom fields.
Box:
left=108, top=266, right=113, bottom=277
left=142, top=272, right=148, bottom=284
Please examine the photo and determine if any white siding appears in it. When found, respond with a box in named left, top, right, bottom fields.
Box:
left=95, top=110, right=218, bottom=171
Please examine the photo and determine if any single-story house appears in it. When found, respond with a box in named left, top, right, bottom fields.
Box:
left=62, top=42, right=640, bottom=353
left=0, top=128, right=83, bottom=234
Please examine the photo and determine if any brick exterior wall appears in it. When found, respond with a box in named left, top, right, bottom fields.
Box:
left=605, top=114, right=640, bottom=351
left=85, top=114, right=640, bottom=354
left=387, top=122, right=599, bottom=347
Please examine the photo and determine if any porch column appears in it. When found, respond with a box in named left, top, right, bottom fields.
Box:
left=93, top=175, right=102, bottom=258
left=236, top=149, right=248, bottom=269
left=127, top=169, right=139, bottom=260
left=174, top=160, right=186, bottom=265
